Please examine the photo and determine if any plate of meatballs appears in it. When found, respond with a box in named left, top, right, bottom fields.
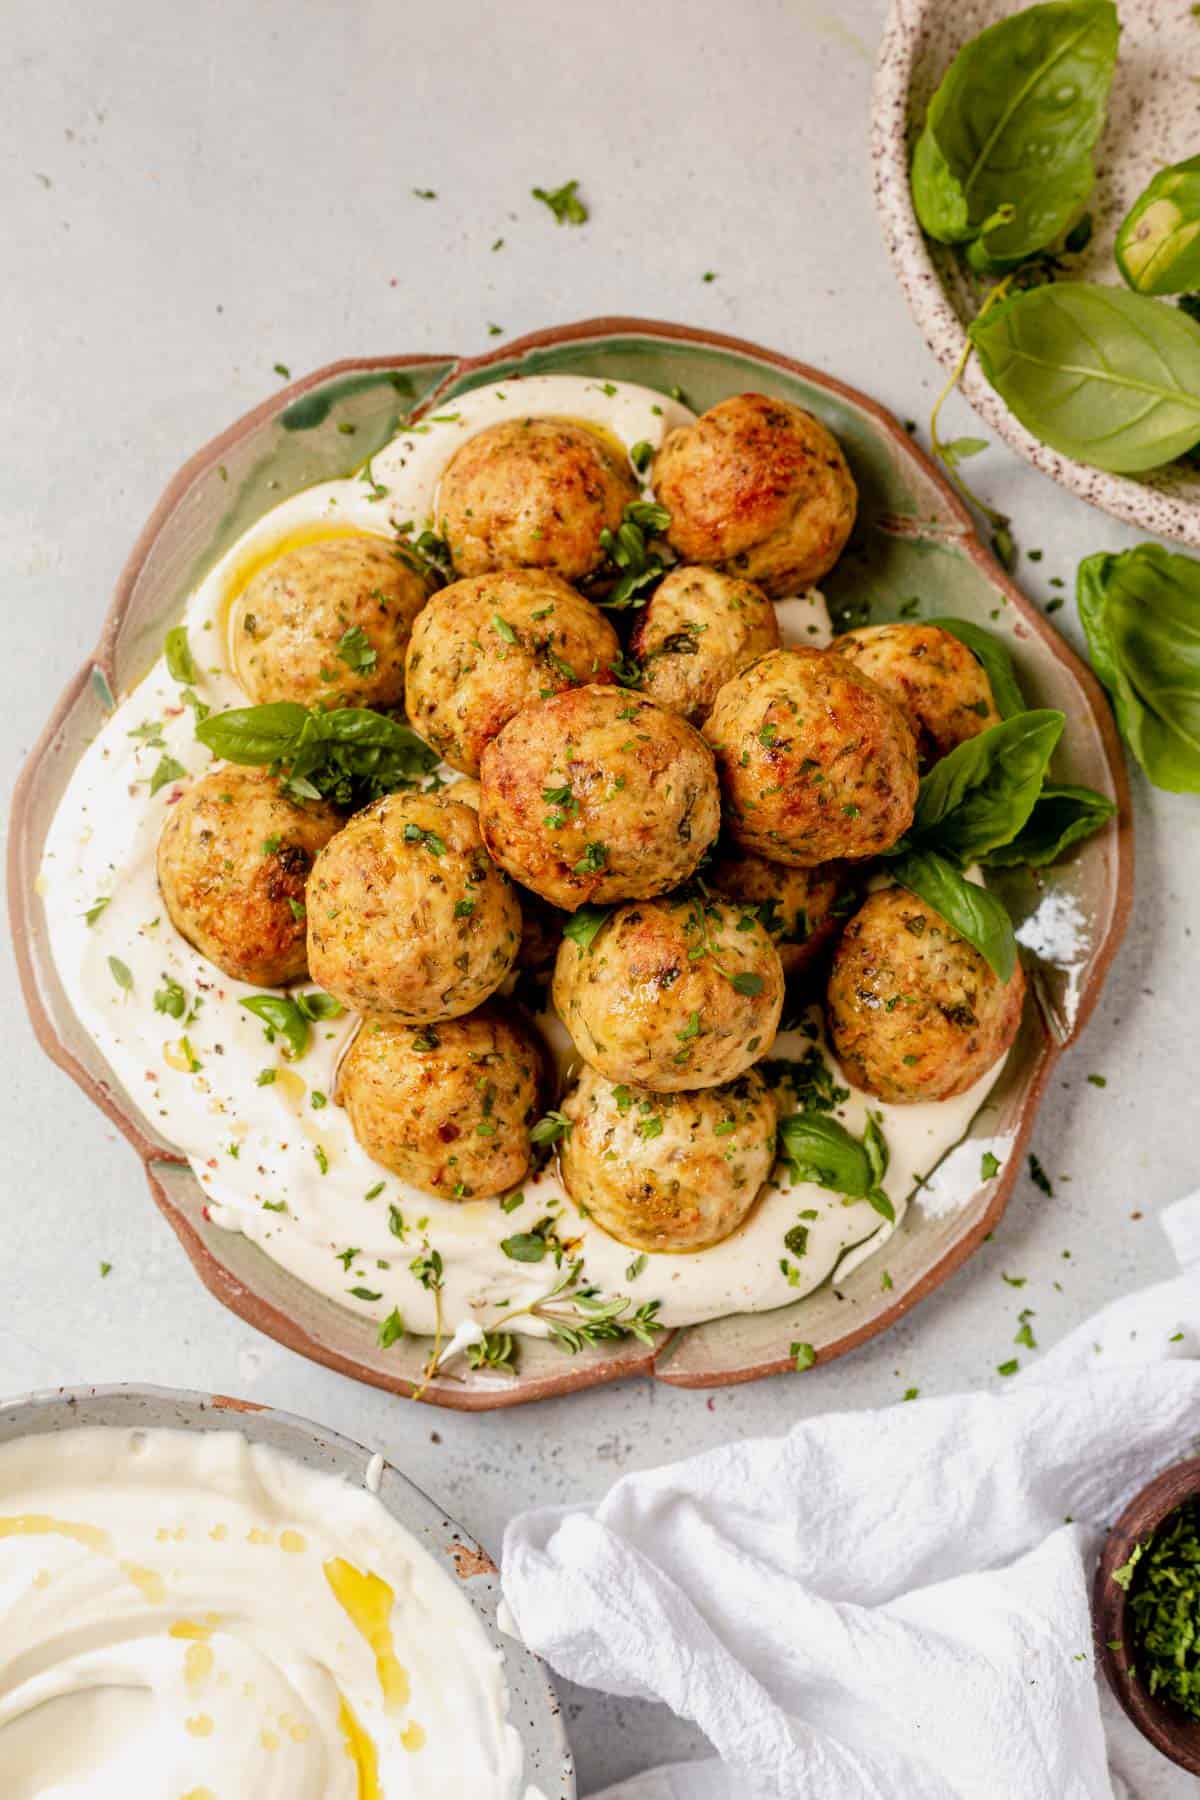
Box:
left=14, top=317, right=1131, bottom=1407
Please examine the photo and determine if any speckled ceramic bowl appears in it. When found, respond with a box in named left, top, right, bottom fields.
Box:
left=0, top=1383, right=575, bottom=1793
left=873, top=0, right=1200, bottom=547
left=9, top=317, right=1132, bottom=1408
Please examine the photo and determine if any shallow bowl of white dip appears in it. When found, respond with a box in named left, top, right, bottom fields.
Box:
left=10, top=317, right=1133, bottom=1406
left=0, top=1382, right=573, bottom=1797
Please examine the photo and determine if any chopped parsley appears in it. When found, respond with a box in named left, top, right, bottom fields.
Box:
left=337, top=625, right=378, bottom=675
left=531, top=179, right=588, bottom=226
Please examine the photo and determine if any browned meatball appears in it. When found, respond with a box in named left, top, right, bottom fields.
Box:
left=437, top=420, right=637, bottom=581
left=229, top=535, right=431, bottom=709
left=405, top=570, right=620, bottom=774
left=826, top=886, right=1026, bottom=1103
left=306, top=792, right=520, bottom=1021
left=831, top=623, right=1001, bottom=767
left=560, top=1065, right=778, bottom=1252
left=337, top=1004, right=546, bottom=1199
left=653, top=394, right=857, bottom=597
left=157, top=766, right=340, bottom=987
left=708, top=847, right=848, bottom=981
left=478, top=685, right=721, bottom=910
left=553, top=895, right=784, bottom=1091
left=703, top=647, right=918, bottom=865
left=630, top=566, right=780, bottom=724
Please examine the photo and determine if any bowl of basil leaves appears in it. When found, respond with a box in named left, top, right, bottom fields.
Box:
left=873, top=0, right=1200, bottom=548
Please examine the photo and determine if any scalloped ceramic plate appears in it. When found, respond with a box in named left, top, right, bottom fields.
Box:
left=10, top=317, right=1133, bottom=1408
left=873, top=0, right=1200, bottom=547
left=0, top=1382, right=575, bottom=1793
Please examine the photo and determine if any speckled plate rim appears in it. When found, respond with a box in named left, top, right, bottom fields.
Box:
left=9, top=314, right=1134, bottom=1408
left=0, top=1381, right=576, bottom=1795
left=871, top=0, right=1200, bottom=550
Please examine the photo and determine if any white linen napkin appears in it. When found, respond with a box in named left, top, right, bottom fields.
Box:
left=503, top=1194, right=1200, bottom=1800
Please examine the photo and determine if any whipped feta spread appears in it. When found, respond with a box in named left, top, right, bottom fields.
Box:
left=0, top=1424, right=523, bottom=1797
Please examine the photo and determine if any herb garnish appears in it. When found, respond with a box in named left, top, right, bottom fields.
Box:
left=196, top=701, right=438, bottom=807
left=239, top=989, right=343, bottom=1060
left=531, top=179, right=588, bottom=226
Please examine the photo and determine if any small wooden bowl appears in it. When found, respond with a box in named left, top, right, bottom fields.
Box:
left=1094, top=1456, right=1200, bottom=1776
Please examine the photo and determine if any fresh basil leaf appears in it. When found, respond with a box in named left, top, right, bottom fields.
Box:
left=909, top=710, right=1064, bottom=863
left=562, top=905, right=611, bottom=951
left=149, top=754, right=187, bottom=796
left=164, top=626, right=200, bottom=685
left=927, top=617, right=1024, bottom=719
left=240, top=994, right=309, bottom=1059
left=197, top=701, right=309, bottom=763
left=890, top=850, right=1017, bottom=984
left=1116, top=155, right=1200, bottom=296
left=295, top=990, right=344, bottom=1022
left=911, top=0, right=1118, bottom=263
left=778, top=1111, right=873, bottom=1197
left=1077, top=544, right=1200, bottom=791
left=196, top=701, right=438, bottom=807
left=981, top=783, right=1115, bottom=867
left=969, top=283, right=1200, bottom=474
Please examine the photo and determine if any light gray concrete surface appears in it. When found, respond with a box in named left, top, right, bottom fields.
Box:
left=2, top=2, right=1196, bottom=1793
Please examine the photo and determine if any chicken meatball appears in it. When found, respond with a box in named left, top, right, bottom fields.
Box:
left=405, top=570, right=620, bottom=774
left=553, top=895, right=783, bottom=1091
left=437, top=419, right=637, bottom=582
left=479, top=685, right=721, bottom=910
left=157, top=766, right=340, bottom=987
left=826, top=886, right=1025, bottom=1104
left=336, top=1004, right=546, bottom=1199
left=630, top=566, right=780, bottom=724
left=560, top=1065, right=777, bottom=1253
left=708, top=848, right=847, bottom=981
left=229, top=535, right=431, bottom=710
left=703, top=647, right=918, bottom=865
left=306, top=793, right=520, bottom=1021
left=653, top=394, right=857, bottom=597
left=831, top=623, right=1001, bottom=767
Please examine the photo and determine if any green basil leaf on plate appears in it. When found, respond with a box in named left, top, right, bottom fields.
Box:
left=777, top=1112, right=872, bottom=1197
left=981, top=783, right=1115, bottom=867
left=969, top=283, right=1200, bottom=473
left=927, top=617, right=1025, bottom=719
left=196, top=702, right=438, bottom=806
left=1077, top=544, right=1200, bottom=792
left=1115, top=155, right=1200, bottom=296
left=164, top=626, right=200, bottom=686
left=890, top=850, right=1018, bottom=984
left=911, top=0, right=1118, bottom=263
left=909, top=709, right=1065, bottom=864
left=197, top=701, right=310, bottom=764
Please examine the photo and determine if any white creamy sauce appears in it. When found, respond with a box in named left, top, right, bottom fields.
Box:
left=0, top=1425, right=523, bottom=1798
left=40, top=374, right=1007, bottom=1359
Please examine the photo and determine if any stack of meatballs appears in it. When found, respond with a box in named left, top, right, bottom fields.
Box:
left=157, top=393, right=1026, bottom=1263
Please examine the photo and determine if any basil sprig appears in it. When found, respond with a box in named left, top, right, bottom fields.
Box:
left=1078, top=543, right=1200, bottom=793
left=879, top=700, right=1112, bottom=977
left=906, top=708, right=1065, bottom=864
left=911, top=0, right=1118, bottom=268
left=196, top=702, right=437, bottom=806
left=240, top=989, right=343, bottom=1059
left=777, top=1110, right=894, bottom=1222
